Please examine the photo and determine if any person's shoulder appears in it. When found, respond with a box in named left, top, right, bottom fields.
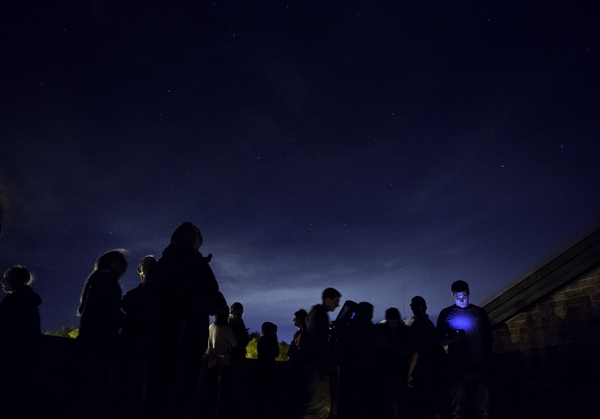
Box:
left=90, top=272, right=122, bottom=295
left=423, top=314, right=435, bottom=327
left=18, top=285, right=42, bottom=306
left=438, top=305, right=455, bottom=316
left=214, top=323, right=231, bottom=331
left=410, top=315, right=424, bottom=327
left=86, top=271, right=108, bottom=288
left=159, top=243, right=188, bottom=263
left=86, top=270, right=103, bottom=282
left=309, top=303, right=325, bottom=313
left=469, top=304, right=489, bottom=317
left=410, top=316, right=429, bottom=332
left=124, top=284, right=143, bottom=296
left=93, top=269, right=118, bottom=281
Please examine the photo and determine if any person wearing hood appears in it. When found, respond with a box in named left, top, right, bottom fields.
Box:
left=156, top=222, right=226, bottom=350
left=147, top=222, right=227, bottom=418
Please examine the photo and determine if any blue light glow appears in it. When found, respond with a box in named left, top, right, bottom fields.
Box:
left=447, top=310, right=476, bottom=332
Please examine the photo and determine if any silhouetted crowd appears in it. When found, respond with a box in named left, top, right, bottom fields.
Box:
left=0, top=222, right=493, bottom=419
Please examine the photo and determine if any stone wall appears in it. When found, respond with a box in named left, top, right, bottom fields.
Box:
left=492, top=267, right=600, bottom=385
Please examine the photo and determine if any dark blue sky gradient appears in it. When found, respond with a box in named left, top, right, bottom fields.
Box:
left=1, top=1, right=599, bottom=341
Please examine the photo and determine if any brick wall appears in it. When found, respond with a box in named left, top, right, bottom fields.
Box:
left=492, top=267, right=600, bottom=385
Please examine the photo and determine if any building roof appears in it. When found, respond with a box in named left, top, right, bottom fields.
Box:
left=482, top=227, right=600, bottom=328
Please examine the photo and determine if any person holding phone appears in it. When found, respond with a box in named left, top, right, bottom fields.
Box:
left=436, top=280, right=493, bottom=419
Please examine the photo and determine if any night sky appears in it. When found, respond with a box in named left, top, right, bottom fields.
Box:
left=1, top=1, right=599, bottom=342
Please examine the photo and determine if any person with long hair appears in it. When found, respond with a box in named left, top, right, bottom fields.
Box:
left=78, top=250, right=127, bottom=358
left=77, top=250, right=128, bottom=416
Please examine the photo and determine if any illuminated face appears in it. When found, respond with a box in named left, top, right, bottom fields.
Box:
left=138, top=257, right=157, bottom=284
left=229, top=308, right=243, bottom=322
left=453, top=291, right=469, bottom=308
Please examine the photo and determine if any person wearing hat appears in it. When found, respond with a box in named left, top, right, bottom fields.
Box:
left=407, top=296, right=445, bottom=419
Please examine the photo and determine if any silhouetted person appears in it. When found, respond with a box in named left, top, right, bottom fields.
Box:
left=257, top=321, right=280, bottom=418
left=228, top=302, right=249, bottom=361
left=407, top=296, right=445, bottom=419
left=121, top=256, right=160, bottom=357
left=288, top=308, right=308, bottom=370
left=303, top=287, right=341, bottom=419
left=0, top=265, right=42, bottom=416
left=287, top=309, right=308, bottom=416
left=258, top=321, right=279, bottom=376
left=77, top=250, right=128, bottom=416
left=227, top=302, right=249, bottom=417
left=335, top=302, right=396, bottom=419
left=118, top=255, right=161, bottom=418
left=437, top=280, right=493, bottom=419
left=0, top=265, right=42, bottom=347
left=376, top=307, right=411, bottom=419
left=207, top=307, right=237, bottom=419
left=149, top=222, right=227, bottom=418
left=78, top=251, right=127, bottom=357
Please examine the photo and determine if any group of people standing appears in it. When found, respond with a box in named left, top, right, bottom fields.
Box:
left=0, top=222, right=231, bottom=418
left=74, top=222, right=229, bottom=418
left=0, top=220, right=493, bottom=419
left=286, top=282, right=492, bottom=419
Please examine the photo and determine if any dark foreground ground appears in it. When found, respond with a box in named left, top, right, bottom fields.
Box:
left=1, top=335, right=598, bottom=418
